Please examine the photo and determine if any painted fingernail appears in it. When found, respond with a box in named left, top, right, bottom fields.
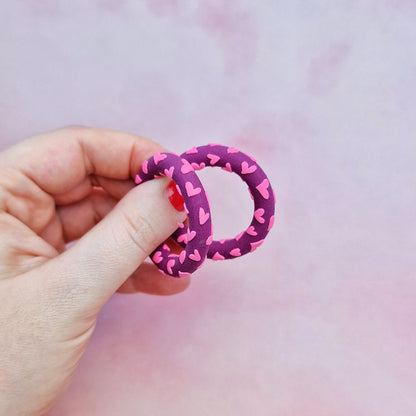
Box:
left=166, top=180, right=185, bottom=211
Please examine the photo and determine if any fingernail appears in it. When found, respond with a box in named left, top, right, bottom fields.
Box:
left=166, top=180, right=185, bottom=212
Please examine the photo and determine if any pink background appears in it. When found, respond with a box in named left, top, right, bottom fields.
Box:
left=1, top=1, right=416, bottom=414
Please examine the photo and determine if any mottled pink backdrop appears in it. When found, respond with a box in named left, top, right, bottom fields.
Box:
left=1, top=1, right=416, bottom=415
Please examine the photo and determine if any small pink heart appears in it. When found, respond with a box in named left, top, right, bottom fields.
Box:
left=254, top=208, right=265, bottom=224
left=178, top=271, right=191, bottom=277
left=187, top=230, right=197, bottom=242
left=185, top=182, right=202, bottom=197
left=152, top=251, right=163, bottom=264
left=206, top=235, right=213, bottom=245
left=141, top=159, right=148, bottom=174
left=178, top=222, right=185, bottom=228
left=153, top=153, right=167, bottom=165
left=219, top=239, right=226, bottom=244
left=179, top=250, right=186, bottom=264
left=167, top=259, right=175, bottom=275
left=191, top=162, right=205, bottom=170
left=207, top=153, right=220, bottom=165
left=250, top=239, right=265, bottom=252
left=212, top=252, right=225, bottom=261
left=227, top=146, right=239, bottom=154
left=186, top=146, right=198, bottom=154
left=199, top=207, right=210, bottom=225
left=241, top=161, right=257, bottom=174
left=164, top=166, right=174, bottom=178
left=235, top=231, right=245, bottom=241
left=208, top=143, right=222, bottom=147
left=230, top=248, right=241, bottom=257
left=268, top=215, right=275, bottom=231
left=181, top=159, right=194, bottom=174
left=135, top=174, right=143, bottom=184
left=189, top=249, right=201, bottom=262
left=256, top=179, right=270, bottom=200
left=247, top=226, right=258, bottom=236
left=221, top=162, right=232, bottom=172
left=177, top=232, right=188, bottom=244
left=163, top=243, right=170, bottom=251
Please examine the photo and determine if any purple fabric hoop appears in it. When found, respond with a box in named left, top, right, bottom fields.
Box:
left=135, top=152, right=212, bottom=277
left=135, top=145, right=276, bottom=277
left=171, top=144, right=276, bottom=260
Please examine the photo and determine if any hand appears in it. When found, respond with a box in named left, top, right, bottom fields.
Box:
left=0, top=126, right=188, bottom=416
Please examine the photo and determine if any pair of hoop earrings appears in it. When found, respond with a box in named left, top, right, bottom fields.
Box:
left=135, top=144, right=275, bottom=277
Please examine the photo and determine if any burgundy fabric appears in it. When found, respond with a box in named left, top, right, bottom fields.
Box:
left=135, top=145, right=276, bottom=277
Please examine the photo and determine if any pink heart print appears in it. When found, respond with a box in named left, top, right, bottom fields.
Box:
left=241, top=161, right=257, bottom=174
left=199, top=207, right=210, bottom=225
left=135, top=144, right=275, bottom=277
left=185, top=182, right=202, bottom=197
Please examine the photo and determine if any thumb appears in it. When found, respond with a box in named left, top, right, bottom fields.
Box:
left=41, top=176, right=187, bottom=315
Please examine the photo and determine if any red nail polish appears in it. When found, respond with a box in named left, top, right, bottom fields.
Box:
left=166, top=180, right=185, bottom=212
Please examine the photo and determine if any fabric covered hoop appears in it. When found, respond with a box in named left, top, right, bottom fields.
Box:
left=171, top=144, right=275, bottom=260
left=135, top=152, right=212, bottom=277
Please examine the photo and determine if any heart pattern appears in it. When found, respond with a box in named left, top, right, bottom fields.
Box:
left=185, top=182, right=202, bottom=197
left=135, top=174, right=143, bottom=184
left=167, top=259, right=175, bottom=275
left=222, top=162, right=232, bottom=172
left=207, top=153, right=220, bottom=165
left=181, top=159, right=194, bottom=174
left=135, top=144, right=275, bottom=277
left=177, top=233, right=188, bottom=244
left=254, top=208, right=265, bottom=224
left=191, top=162, right=205, bottom=170
left=189, top=249, right=201, bottom=262
left=250, top=239, right=265, bottom=252
left=152, top=251, right=163, bottom=264
left=141, top=159, right=148, bottom=174
left=154, top=153, right=168, bottom=165
left=256, top=179, right=270, bottom=200
left=199, top=207, right=210, bottom=225
left=241, top=161, right=257, bottom=174
left=186, top=146, right=198, bottom=154
left=212, top=252, right=225, bottom=261
left=230, top=248, right=241, bottom=257
left=247, top=226, right=257, bottom=236
left=164, top=166, right=174, bottom=178
left=187, top=229, right=197, bottom=242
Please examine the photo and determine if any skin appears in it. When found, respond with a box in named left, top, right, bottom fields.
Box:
left=0, top=126, right=189, bottom=416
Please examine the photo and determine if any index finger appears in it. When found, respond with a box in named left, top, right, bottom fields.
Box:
left=0, top=125, right=166, bottom=196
